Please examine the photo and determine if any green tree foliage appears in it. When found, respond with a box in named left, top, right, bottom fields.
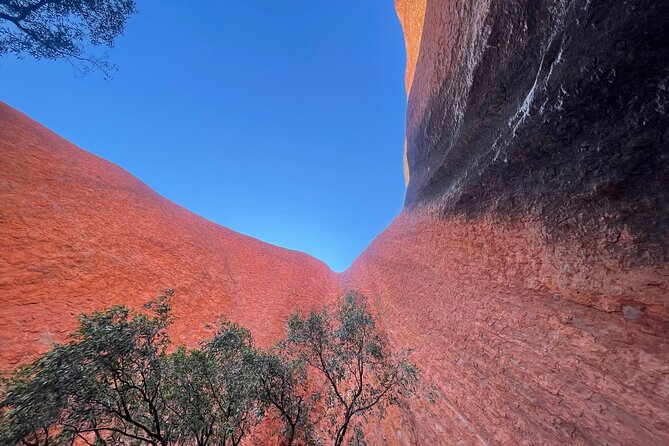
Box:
left=0, top=290, right=260, bottom=446
left=0, top=0, right=137, bottom=76
left=285, top=293, right=419, bottom=446
left=166, top=321, right=260, bottom=446
left=0, top=291, right=418, bottom=446
left=0, top=291, right=175, bottom=445
left=248, top=348, right=315, bottom=446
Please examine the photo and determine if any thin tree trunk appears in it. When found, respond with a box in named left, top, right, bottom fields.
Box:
left=286, top=421, right=296, bottom=446
left=335, top=419, right=351, bottom=446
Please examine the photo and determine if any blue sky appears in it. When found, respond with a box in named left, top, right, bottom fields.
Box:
left=0, top=0, right=408, bottom=272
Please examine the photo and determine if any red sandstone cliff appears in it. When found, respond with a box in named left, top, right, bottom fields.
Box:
left=351, top=0, right=668, bottom=444
left=0, top=101, right=341, bottom=367
left=1, top=0, right=668, bottom=444
left=346, top=211, right=668, bottom=444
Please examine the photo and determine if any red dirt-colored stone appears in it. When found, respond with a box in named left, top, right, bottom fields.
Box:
left=2, top=0, right=668, bottom=444
left=3, top=105, right=665, bottom=443
left=345, top=211, right=669, bottom=445
left=0, top=101, right=341, bottom=368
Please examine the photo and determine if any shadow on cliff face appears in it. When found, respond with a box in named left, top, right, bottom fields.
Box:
left=404, top=0, right=669, bottom=265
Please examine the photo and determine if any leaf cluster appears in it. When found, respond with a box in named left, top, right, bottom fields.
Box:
left=0, top=291, right=419, bottom=446
left=0, top=290, right=259, bottom=446
left=285, top=293, right=419, bottom=446
left=0, top=0, right=137, bottom=76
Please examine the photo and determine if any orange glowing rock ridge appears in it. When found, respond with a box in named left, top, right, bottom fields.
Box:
left=394, top=0, right=426, bottom=93
left=1, top=0, right=668, bottom=445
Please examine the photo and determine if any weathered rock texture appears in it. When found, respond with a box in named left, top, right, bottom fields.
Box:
left=1, top=0, right=668, bottom=444
left=350, top=0, right=669, bottom=444
left=405, top=0, right=669, bottom=258
left=346, top=212, right=668, bottom=445
left=395, top=0, right=427, bottom=184
left=0, top=102, right=340, bottom=367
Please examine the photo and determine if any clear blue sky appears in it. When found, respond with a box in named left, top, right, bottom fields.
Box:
left=0, top=0, right=407, bottom=272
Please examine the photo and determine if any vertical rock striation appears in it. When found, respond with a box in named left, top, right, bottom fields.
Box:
left=405, top=0, right=669, bottom=255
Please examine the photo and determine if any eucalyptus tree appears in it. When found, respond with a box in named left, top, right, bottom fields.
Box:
left=249, top=348, right=315, bottom=446
left=0, top=291, right=420, bottom=446
left=0, top=0, right=137, bottom=76
left=285, top=293, right=419, bottom=446
left=0, top=291, right=175, bottom=446
left=166, top=320, right=261, bottom=446
left=0, top=291, right=262, bottom=446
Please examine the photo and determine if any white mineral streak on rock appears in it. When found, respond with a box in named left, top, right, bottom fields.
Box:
left=492, top=1, right=570, bottom=163
left=507, top=38, right=565, bottom=139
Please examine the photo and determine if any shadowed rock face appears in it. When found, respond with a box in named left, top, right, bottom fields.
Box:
left=405, top=0, right=669, bottom=262
left=347, top=0, right=668, bottom=443
left=1, top=0, right=668, bottom=444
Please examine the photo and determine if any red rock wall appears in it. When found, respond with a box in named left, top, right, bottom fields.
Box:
left=0, top=102, right=341, bottom=368
left=1, top=0, right=668, bottom=444
left=345, top=211, right=669, bottom=445
left=358, top=0, right=669, bottom=444
left=394, top=0, right=427, bottom=94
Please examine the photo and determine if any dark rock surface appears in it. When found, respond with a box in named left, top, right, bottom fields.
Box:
left=405, top=0, right=669, bottom=263
left=367, top=0, right=669, bottom=443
